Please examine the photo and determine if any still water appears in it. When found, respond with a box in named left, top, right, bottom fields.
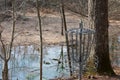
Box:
left=0, top=45, right=69, bottom=80
left=0, top=36, right=120, bottom=80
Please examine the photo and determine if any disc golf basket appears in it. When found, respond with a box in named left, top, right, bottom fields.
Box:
left=66, top=22, right=95, bottom=80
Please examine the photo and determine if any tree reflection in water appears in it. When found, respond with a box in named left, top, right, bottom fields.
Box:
left=0, top=45, right=70, bottom=80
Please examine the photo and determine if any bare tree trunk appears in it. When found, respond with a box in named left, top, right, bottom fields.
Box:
left=1, top=0, right=16, bottom=80
left=59, top=3, right=64, bottom=36
left=60, top=0, right=72, bottom=76
left=36, top=0, right=43, bottom=80
left=94, top=0, right=115, bottom=75
left=2, top=61, right=9, bottom=80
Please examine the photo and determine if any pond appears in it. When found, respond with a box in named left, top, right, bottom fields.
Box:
left=0, top=45, right=69, bottom=80
left=0, top=35, right=120, bottom=80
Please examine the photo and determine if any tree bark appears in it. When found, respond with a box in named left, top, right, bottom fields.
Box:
left=2, top=61, right=9, bottom=80
left=94, top=0, right=115, bottom=75
left=2, top=0, right=16, bottom=80
left=36, top=0, right=43, bottom=80
left=59, top=1, right=64, bottom=35
left=60, top=0, right=72, bottom=76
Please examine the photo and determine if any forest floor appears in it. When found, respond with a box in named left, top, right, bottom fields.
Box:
left=50, top=68, right=120, bottom=80
left=0, top=10, right=120, bottom=46
left=0, top=9, right=120, bottom=80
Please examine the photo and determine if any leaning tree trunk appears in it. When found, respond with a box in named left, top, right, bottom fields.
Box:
left=2, top=61, right=9, bottom=80
left=94, top=0, right=115, bottom=75
left=60, top=0, right=72, bottom=76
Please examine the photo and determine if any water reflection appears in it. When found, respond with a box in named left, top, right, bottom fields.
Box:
left=0, top=36, right=120, bottom=80
left=0, top=45, right=69, bottom=80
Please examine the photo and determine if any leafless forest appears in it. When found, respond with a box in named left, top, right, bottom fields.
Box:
left=0, top=0, right=120, bottom=80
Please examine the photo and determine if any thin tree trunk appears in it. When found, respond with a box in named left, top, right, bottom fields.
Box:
left=2, top=61, right=9, bottom=80
left=59, top=2, right=64, bottom=35
left=2, top=0, right=16, bottom=80
left=60, top=0, right=72, bottom=76
left=36, top=0, right=43, bottom=80
left=94, top=0, right=115, bottom=75
left=8, top=0, right=16, bottom=61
